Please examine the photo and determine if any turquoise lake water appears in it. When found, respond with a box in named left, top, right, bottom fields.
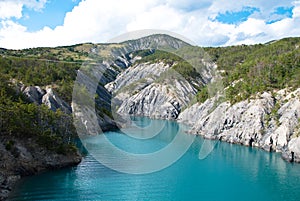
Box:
left=8, top=118, right=300, bottom=201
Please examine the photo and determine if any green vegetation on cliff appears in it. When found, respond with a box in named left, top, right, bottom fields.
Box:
left=0, top=46, right=91, bottom=154
left=204, top=37, right=300, bottom=103
left=0, top=54, right=81, bottom=103
left=0, top=74, right=76, bottom=154
left=125, top=38, right=300, bottom=104
left=132, top=49, right=203, bottom=84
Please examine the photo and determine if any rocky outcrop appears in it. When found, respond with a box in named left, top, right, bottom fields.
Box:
left=178, top=89, right=300, bottom=162
left=0, top=136, right=81, bottom=201
left=42, top=88, right=72, bottom=114
left=107, top=58, right=198, bottom=120
left=21, top=85, right=72, bottom=114
left=22, top=86, right=45, bottom=104
left=284, top=136, right=300, bottom=162
left=115, top=78, right=197, bottom=120
left=105, top=62, right=170, bottom=93
left=72, top=70, right=117, bottom=135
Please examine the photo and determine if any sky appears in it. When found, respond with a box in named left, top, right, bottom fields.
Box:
left=0, top=0, right=299, bottom=49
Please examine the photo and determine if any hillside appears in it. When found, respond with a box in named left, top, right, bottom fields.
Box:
left=204, top=37, right=300, bottom=103
left=101, top=36, right=300, bottom=164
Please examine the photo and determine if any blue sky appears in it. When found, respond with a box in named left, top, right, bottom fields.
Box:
left=19, top=0, right=80, bottom=31
left=215, top=7, right=260, bottom=24
left=0, top=0, right=299, bottom=49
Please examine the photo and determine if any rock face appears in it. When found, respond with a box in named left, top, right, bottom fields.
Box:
left=105, top=62, right=170, bottom=93
left=72, top=34, right=192, bottom=133
left=117, top=80, right=196, bottom=120
left=22, top=86, right=45, bottom=104
left=178, top=89, right=300, bottom=162
left=285, top=137, right=300, bottom=162
left=0, top=136, right=81, bottom=201
left=42, top=88, right=72, bottom=114
left=21, top=86, right=72, bottom=114
left=106, top=59, right=198, bottom=120
left=72, top=70, right=117, bottom=135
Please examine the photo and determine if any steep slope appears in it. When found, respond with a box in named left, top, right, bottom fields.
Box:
left=0, top=76, right=81, bottom=201
left=178, top=89, right=300, bottom=162
left=105, top=46, right=213, bottom=120
left=72, top=34, right=193, bottom=134
left=116, top=79, right=197, bottom=119
left=178, top=37, right=300, bottom=162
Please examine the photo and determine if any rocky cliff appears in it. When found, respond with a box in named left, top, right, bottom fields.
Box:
left=0, top=136, right=81, bottom=201
left=71, top=34, right=192, bottom=133
left=0, top=82, right=82, bottom=201
left=178, top=88, right=300, bottom=162
left=22, top=85, right=72, bottom=114
left=106, top=60, right=199, bottom=120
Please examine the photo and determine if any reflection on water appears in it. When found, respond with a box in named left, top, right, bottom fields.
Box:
left=8, top=118, right=300, bottom=201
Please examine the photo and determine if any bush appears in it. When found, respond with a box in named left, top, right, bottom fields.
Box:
left=5, top=140, right=15, bottom=151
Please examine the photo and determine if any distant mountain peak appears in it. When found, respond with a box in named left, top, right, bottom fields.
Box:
left=120, top=33, right=191, bottom=50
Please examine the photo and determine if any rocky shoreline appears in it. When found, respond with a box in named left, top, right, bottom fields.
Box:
left=0, top=136, right=81, bottom=201
left=178, top=88, right=300, bottom=163
left=2, top=88, right=300, bottom=200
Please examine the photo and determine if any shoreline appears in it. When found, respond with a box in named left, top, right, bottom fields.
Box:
left=3, top=113, right=299, bottom=200
left=0, top=136, right=82, bottom=201
left=194, top=132, right=296, bottom=163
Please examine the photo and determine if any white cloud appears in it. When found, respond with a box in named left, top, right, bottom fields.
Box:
left=0, top=1, right=23, bottom=19
left=209, top=0, right=293, bottom=19
left=293, top=1, right=300, bottom=17
left=0, top=0, right=48, bottom=19
left=0, top=0, right=299, bottom=49
left=127, top=5, right=186, bottom=31
left=23, top=0, right=48, bottom=11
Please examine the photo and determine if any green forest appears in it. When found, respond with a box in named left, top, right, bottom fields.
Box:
left=0, top=73, right=77, bottom=154
left=0, top=46, right=92, bottom=154
left=129, top=38, right=300, bottom=104
left=204, top=37, right=300, bottom=103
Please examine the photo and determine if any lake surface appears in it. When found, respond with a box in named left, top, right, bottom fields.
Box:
left=8, top=118, right=300, bottom=201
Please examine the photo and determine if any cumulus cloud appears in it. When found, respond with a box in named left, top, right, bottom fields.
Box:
left=0, top=1, right=23, bottom=19
left=0, top=0, right=299, bottom=49
left=0, top=0, right=47, bottom=19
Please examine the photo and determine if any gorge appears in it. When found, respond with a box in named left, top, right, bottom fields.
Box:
left=1, top=34, right=300, bottom=200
